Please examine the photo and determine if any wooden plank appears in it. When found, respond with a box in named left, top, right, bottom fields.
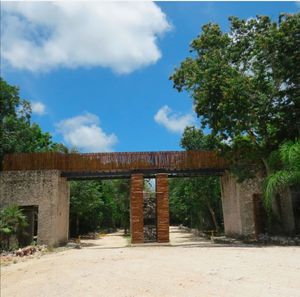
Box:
left=2, top=151, right=227, bottom=173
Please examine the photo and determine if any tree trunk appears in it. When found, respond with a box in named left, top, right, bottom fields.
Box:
left=76, top=216, right=80, bottom=236
left=262, top=157, right=270, bottom=176
left=207, top=202, right=219, bottom=232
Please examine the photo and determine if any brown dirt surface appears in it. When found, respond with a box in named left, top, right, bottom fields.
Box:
left=1, top=227, right=300, bottom=297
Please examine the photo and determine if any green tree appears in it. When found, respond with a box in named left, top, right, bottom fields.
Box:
left=0, top=77, right=65, bottom=167
left=111, top=180, right=130, bottom=235
left=0, top=78, right=132, bottom=237
left=69, top=179, right=130, bottom=236
left=0, top=205, right=28, bottom=250
left=170, top=13, right=300, bottom=180
left=169, top=127, right=223, bottom=231
left=265, top=140, right=300, bottom=208
left=169, top=179, right=189, bottom=225
left=69, top=181, right=104, bottom=236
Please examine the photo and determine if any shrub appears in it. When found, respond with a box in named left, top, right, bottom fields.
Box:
left=0, top=205, right=28, bottom=250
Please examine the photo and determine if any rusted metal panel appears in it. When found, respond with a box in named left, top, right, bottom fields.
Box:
left=2, top=151, right=227, bottom=173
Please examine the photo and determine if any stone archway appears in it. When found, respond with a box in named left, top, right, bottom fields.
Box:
left=0, top=151, right=269, bottom=246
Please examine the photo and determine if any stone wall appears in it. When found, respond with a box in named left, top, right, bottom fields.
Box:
left=221, top=172, right=263, bottom=238
left=130, top=174, right=144, bottom=243
left=272, top=188, right=297, bottom=235
left=156, top=174, right=169, bottom=243
left=143, top=192, right=157, bottom=242
left=0, top=170, right=69, bottom=246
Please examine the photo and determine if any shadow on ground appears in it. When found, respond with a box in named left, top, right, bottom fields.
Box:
left=77, top=226, right=266, bottom=250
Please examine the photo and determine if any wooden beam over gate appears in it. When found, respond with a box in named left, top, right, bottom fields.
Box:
left=2, top=151, right=227, bottom=177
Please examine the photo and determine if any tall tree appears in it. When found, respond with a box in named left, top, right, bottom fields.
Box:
left=0, top=78, right=67, bottom=167
left=169, top=127, right=223, bottom=231
left=69, top=179, right=130, bottom=236
left=170, top=13, right=300, bottom=180
left=69, top=181, right=104, bottom=236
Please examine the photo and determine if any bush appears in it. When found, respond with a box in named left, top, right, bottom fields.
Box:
left=0, top=205, right=28, bottom=250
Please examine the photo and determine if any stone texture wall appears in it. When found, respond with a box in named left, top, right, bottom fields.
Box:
left=156, top=174, right=169, bottom=243
left=143, top=192, right=157, bottom=242
left=0, top=170, right=69, bottom=246
left=272, top=188, right=297, bottom=235
left=130, top=174, right=144, bottom=243
left=221, top=172, right=263, bottom=238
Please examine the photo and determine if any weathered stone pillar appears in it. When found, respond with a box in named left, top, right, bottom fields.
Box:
left=130, top=174, right=144, bottom=243
left=0, top=170, right=69, bottom=247
left=220, top=171, right=263, bottom=238
left=275, top=188, right=296, bottom=235
left=156, top=173, right=169, bottom=243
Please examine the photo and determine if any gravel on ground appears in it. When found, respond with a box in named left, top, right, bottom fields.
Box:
left=1, top=226, right=300, bottom=297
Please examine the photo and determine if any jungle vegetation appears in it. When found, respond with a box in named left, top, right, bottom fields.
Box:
left=1, top=12, right=299, bottom=240
left=170, top=13, right=300, bottom=216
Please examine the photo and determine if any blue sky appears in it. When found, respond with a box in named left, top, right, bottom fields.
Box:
left=2, top=1, right=299, bottom=153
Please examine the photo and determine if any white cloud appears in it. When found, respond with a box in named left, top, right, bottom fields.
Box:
left=1, top=2, right=170, bottom=73
left=56, top=113, right=118, bottom=152
left=31, top=101, right=46, bottom=115
left=154, top=105, right=195, bottom=134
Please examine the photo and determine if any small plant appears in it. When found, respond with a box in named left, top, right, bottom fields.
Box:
left=0, top=205, right=28, bottom=250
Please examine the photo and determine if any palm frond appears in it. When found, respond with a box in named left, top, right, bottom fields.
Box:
left=279, top=140, right=300, bottom=169
left=265, top=170, right=300, bottom=209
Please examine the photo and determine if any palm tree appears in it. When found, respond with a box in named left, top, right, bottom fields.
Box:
left=0, top=205, right=28, bottom=250
left=264, top=140, right=300, bottom=208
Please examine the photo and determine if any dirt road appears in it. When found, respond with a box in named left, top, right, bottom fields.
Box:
left=1, top=227, right=300, bottom=297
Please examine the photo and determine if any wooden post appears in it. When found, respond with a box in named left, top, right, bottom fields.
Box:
left=130, top=174, right=144, bottom=244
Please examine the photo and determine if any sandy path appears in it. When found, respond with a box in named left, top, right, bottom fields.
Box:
left=1, top=227, right=300, bottom=297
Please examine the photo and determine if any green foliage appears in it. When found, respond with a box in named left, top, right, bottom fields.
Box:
left=169, top=176, right=222, bottom=231
left=0, top=77, right=68, bottom=168
left=69, top=179, right=130, bottom=236
left=170, top=127, right=223, bottom=231
left=264, top=140, right=300, bottom=208
left=0, top=205, right=28, bottom=250
left=170, top=13, right=300, bottom=180
left=169, top=179, right=189, bottom=225
left=0, top=78, right=130, bottom=237
left=181, top=126, right=220, bottom=151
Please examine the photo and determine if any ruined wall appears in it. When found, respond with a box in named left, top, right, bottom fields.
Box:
left=0, top=170, right=69, bottom=246
left=55, top=174, right=70, bottom=244
left=221, top=172, right=263, bottom=238
left=220, top=173, right=243, bottom=236
left=272, top=188, right=297, bottom=235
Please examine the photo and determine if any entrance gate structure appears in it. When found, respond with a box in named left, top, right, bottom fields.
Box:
left=0, top=151, right=262, bottom=246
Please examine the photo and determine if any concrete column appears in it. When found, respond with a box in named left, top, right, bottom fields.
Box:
left=278, top=188, right=296, bottom=235
left=156, top=173, right=169, bottom=243
left=130, top=174, right=144, bottom=243
left=221, top=171, right=263, bottom=238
